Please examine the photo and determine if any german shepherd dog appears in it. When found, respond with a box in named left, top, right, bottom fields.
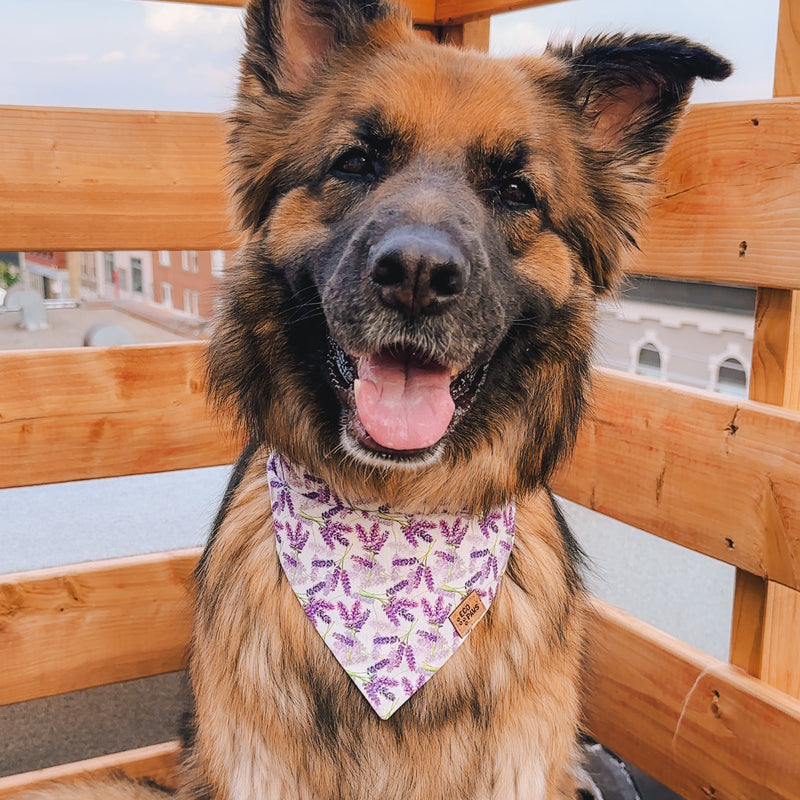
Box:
left=24, top=1, right=729, bottom=799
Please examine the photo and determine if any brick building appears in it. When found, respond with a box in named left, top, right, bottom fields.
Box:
left=151, top=249, right=228, bottom=319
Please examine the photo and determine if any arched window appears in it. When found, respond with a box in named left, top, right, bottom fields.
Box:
left=716, top=357, right=747, bottom=397
left=636, top=343, right=662, bottom=378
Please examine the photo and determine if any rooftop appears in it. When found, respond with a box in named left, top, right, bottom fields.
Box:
left=0, top=301, right=201, bottom=351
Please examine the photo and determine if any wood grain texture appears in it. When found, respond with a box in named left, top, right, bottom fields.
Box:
left=630, top=99, right=800, bottom=288
left=3, top=551, right=799, bottom=800
left=434, top=0, right=567, bottom=24
left=585, top=600, right=800, bottom=800
left=552, top=368, right=800, bottom=590
left=729, top=0, right=800, bottom=695
left=3, top=101, right=800, bottom=288
left=0, top=741, right=181, bottom=798
left=0, top=106, right=235, bottom=252
left=440, top=19, right=491, bottom=49
left=0, top=550, right=200, bottom=705
left=136, top=0, right=438, bottom=24
left=0, top=342, right=240, bottom=488
left=762, top=583, right=800, bottom=697
left=749, top=288, right=800, bottom=407
left=775, top=0, right=800, bottom=96
left=729, top=570, right=767, bottom=678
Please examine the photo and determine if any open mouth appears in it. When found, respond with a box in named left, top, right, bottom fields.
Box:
left=327, top=338, right=486, bottom=461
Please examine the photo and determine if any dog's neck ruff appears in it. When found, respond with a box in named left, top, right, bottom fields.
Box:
left=268, top=453, right=515, bottom=719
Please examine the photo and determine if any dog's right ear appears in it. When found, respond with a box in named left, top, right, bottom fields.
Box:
left=243, top=0, right=407, bottom=94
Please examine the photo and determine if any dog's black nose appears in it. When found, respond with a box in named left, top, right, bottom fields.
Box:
left=368, top=226, right=469, bottom=316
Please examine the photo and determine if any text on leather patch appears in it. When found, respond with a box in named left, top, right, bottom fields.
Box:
left=449, top=590, right=487, bottom=638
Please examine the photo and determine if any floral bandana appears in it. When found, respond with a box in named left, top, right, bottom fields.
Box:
left=268, top=453, right=516, bottom=719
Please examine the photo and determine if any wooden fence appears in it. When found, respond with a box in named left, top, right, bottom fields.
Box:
left=1, top=0, right=799, bottom=798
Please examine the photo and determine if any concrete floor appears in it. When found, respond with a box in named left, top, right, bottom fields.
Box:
left=0, top=304, right=189, bottom=350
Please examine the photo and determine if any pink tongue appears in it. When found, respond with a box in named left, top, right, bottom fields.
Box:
left=353, top=353, right=455, bottom=451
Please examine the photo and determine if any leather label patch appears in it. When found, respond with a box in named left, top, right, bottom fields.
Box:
left=449, top=590, right=487, bottom=638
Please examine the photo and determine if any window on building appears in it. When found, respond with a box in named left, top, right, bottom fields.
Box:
left=117, top=267, right=128, bottom=292
left=131, top=257, right=143, bottom=294
left=716, top=357, right=748, bottom=398
left=184, top=289, right=200, bottom=316
left=182, top=250, right=199, bottom=273
left=636, top=343, right=662, bottom=378
left=159, top=250, right=171, bottom=267
left=103, top=252, right=114, bottom=284
left=211, top=250, right=225, bottom=278
left=162, top=282, right=172, bottom=308
left=81, top=254, right=95, bottom=280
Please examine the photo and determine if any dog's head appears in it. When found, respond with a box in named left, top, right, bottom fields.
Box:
left=209, top=0, right=729, bottom=508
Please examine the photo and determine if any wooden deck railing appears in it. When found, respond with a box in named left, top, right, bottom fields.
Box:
left=2, top=0, right=800, bottom=798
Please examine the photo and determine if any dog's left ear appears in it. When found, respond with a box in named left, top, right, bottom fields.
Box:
left=551, top=34, right=732, bottom=166
left=547, top=34, right=731, bottom=292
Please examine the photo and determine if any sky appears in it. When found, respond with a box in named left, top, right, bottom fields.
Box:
left=0, top=0, right=780, bottom=112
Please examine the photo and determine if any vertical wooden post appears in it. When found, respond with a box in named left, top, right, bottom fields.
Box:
left=440, top=19, right=491, bottom=50
left=66, top=251, right=82, bottom=300
left=414, top=19, right=489, bottom=50
left=729, top=0, right=800, bottom=699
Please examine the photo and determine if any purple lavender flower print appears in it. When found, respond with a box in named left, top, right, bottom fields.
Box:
left=365, top=674, right=398, bottom=705
left=479, top=510, right=502, bottom=539
left=441, top=517, right=468, bottom=547
left=409, top=564, right=435, bottom=593
left=304, top=597, right=334, bottom=625
left=332, top=631, right=356, bottom=649
left=421, top=595, right=451, bottom=627
left=285, top=519, right=310, bottom=553
left=401, top=674, right=426, bottom=696
left=403, top=518, right=436, bottom=547
left=356, top=522, right=389, bottom=555
left=390, top=641, right=416, bottom=672
left=302, top=482, right=331, bottom=504
left=384, top=596, right=417, bottom=625
left=338, top=599, right=371, bottom=632
left=270, top=484, right=295, bottom=517
left=321, top=494, right=349, bottom=521
left=320, top=520, right=351, bottom=550
left=321, top=565, right=351, bottom=597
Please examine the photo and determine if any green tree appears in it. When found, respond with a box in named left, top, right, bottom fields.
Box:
left=0, top=261, right=20, bottom=290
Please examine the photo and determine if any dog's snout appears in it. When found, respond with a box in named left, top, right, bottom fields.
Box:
left=368, top=226, right=469, bottom=316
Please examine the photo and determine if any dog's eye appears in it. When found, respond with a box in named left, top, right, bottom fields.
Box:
left=497, top=178, right=537, bottom=210
left=330, top=148, right=379, bottom=180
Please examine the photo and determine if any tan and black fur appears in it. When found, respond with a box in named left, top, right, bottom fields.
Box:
left=22, top=2, right=730, bottom=798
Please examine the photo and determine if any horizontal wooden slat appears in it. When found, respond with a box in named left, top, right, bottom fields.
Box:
left=4, top=343, right=800, bottom=582
left=0, top=342, right=239, bottom=488
left=140, top=0, right=438, bottom=25
left=553, top=368, right=800, bottom=590
left=2, top=100, right=799, bottom=288
left=585, top=600, right=800, bottom=800
left=0, top=106, right=235, bottom=252
left=0, top=550, right=199, bottom=706
left=4, top=551, right=798, bottom=800
left=634, top=98, right=800, bottom=288
left=0, top=741, right=181, bottom=798
left=434, top=0, right=566, bottom=24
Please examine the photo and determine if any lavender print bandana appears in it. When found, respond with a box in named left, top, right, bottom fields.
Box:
left=268, top=453, right=516, bottom=719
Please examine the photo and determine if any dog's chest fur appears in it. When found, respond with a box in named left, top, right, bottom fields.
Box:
left=183, top=449, right=586, bottom=800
